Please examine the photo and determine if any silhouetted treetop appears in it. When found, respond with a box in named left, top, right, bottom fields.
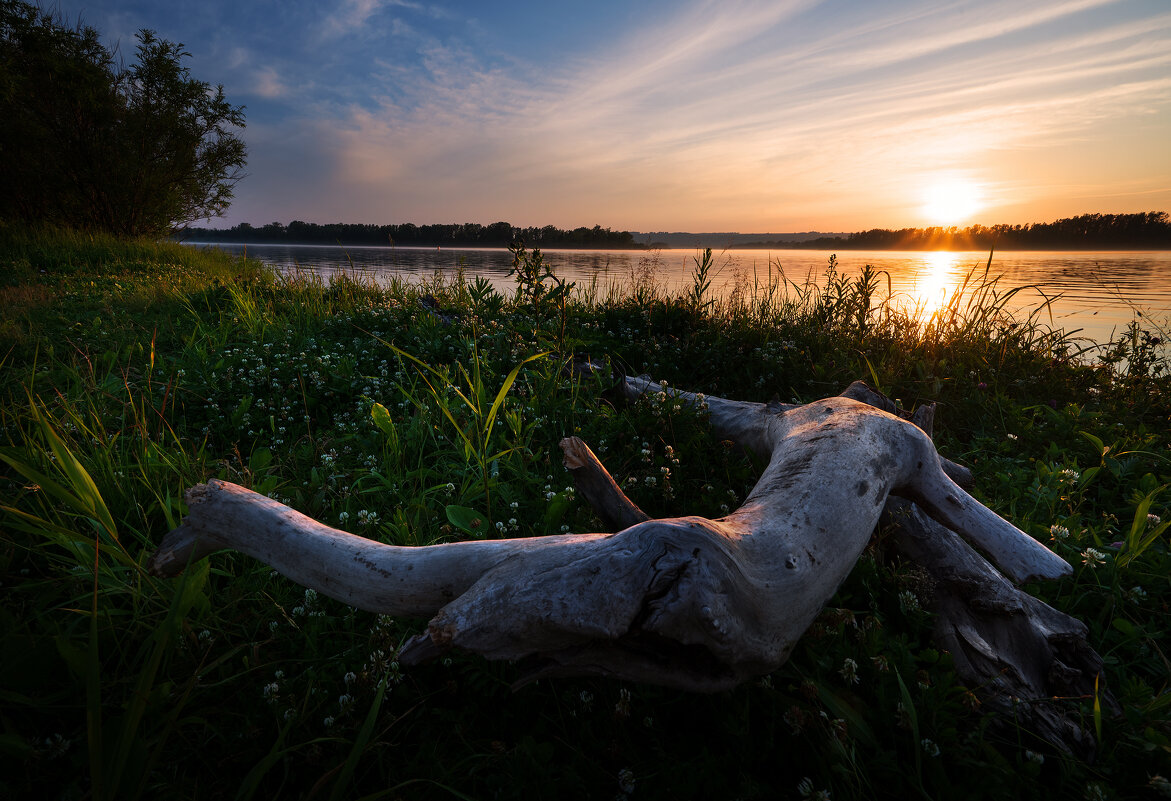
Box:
left=744, top=213, right=1171, bottom=250
left=183, top=220, right=644, bottom=249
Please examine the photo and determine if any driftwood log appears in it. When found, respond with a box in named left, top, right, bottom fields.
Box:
left=148, top=377, right=1109, bottom=752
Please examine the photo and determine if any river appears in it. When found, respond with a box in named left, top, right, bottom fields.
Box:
left=188, top=243, right=1171, bottom=350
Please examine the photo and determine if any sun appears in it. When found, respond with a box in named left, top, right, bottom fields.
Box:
left=921, top=180, right=983, bottom=226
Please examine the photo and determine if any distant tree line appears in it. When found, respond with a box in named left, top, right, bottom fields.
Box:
left=182, top=220, right=646, bottom=249
left=744, top=213, right=1171, bottom=250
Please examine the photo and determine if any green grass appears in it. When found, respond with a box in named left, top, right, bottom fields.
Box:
left=1, top=225, right=1169, bottom=800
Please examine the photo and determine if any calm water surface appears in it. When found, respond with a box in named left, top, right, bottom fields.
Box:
left=190, top=243, right=1171, bottom=349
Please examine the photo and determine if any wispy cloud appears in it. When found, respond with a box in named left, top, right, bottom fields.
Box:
left=252, top=67, right=289, bottom=99
left=219, top=0, right=1171, bottom=227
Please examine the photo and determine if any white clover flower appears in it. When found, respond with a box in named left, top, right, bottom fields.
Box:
left=1126, top=586, right=1148, bottom=602
left=1050, top=524, right=1070, bottom=541
left=1148, top=775, right=1171, bottom=797
left=1059, top=468, right=1081, bottom=483
left=1081, top=548, right=1106, bottom=568
left=1085, top=783, right=1108, bottom=801
left=839, top=657, right=859, bottom=685
left=1148, top=513, right=1162, bottom=527
left=323, top=716, right=336, bottom=727
left=1025, top=750, right=1044, bottom=765
left=898, top=590, right=921, bottom=613
left=344, top=671, right=357, bottom=685
left=921, top=738, right=940, bottom=757
left=617, top=768, right=636, bottom=794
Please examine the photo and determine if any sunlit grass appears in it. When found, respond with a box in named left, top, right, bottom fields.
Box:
left=1, top=227, right=1168, bottom=800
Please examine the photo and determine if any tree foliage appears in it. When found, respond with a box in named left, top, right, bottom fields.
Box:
left=747, top=212, right=1171, bottom=250
left=184, top=219, right=645, bottom=249
left=0, top=0, right=246, bottom=236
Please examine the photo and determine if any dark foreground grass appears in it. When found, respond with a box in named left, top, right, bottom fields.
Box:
left=1, top=227, right=1169, bottom=800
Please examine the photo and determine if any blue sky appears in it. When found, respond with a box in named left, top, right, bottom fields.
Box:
left=50, top=0, right=1171, bottom=231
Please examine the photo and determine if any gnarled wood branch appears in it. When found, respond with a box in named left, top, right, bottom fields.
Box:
left=149, top=378, right=1071, bottom=697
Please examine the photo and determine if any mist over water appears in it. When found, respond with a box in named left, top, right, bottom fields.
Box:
left=189, top=243, right=1171, bottom=349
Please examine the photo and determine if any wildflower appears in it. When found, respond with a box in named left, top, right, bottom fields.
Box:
left=338, top=511, right=350, bottom=524
left=1024, top=750, right=1044, bottom=765
left=1059, top=468, right=1081, bottom=483
left=615, top=688, right=632, bottom=719
left=921, top=738, right=941, bottom=757
left=617, top=767, right=636, bottom=794
left=839, top=657, right=859, bottom=685
left=1126, top=585, right=1148, bottom=602
left=898, top=590, right=921, bottom=613
left=338, top=693, right=354, bottom=710
left=1084, top=783, right=1108, bottom=801
left=262, top=682, right=279, bottom=702
left=344, top=671, right=357, bottom=685
left=1006, top=433, right=1018, bottom=440
left=1148, top=775, right=1171, bottom=797
left=323, top=716, right=336, bottom=727
left=870, top=655, right=889, bottom=673
left=1081, top=548, right=1106, bottom=568
left=274, top=670, right=285, bottom=679
left=1148, top=513, right=1162, bottom=527
left=1049, top=524, right=1070, bottom=541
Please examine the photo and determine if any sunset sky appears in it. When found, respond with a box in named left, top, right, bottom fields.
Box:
left=51, top=0, right=1171, bottom=232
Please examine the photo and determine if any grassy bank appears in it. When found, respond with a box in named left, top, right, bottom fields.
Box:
left=1, top=227, right=1168, bottom=800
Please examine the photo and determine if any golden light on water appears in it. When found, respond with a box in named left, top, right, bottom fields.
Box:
left=910, top=251, right=964, bottom=319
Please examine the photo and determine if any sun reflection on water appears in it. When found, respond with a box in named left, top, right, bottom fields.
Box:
left=908, top=251, right=965, bottom=320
